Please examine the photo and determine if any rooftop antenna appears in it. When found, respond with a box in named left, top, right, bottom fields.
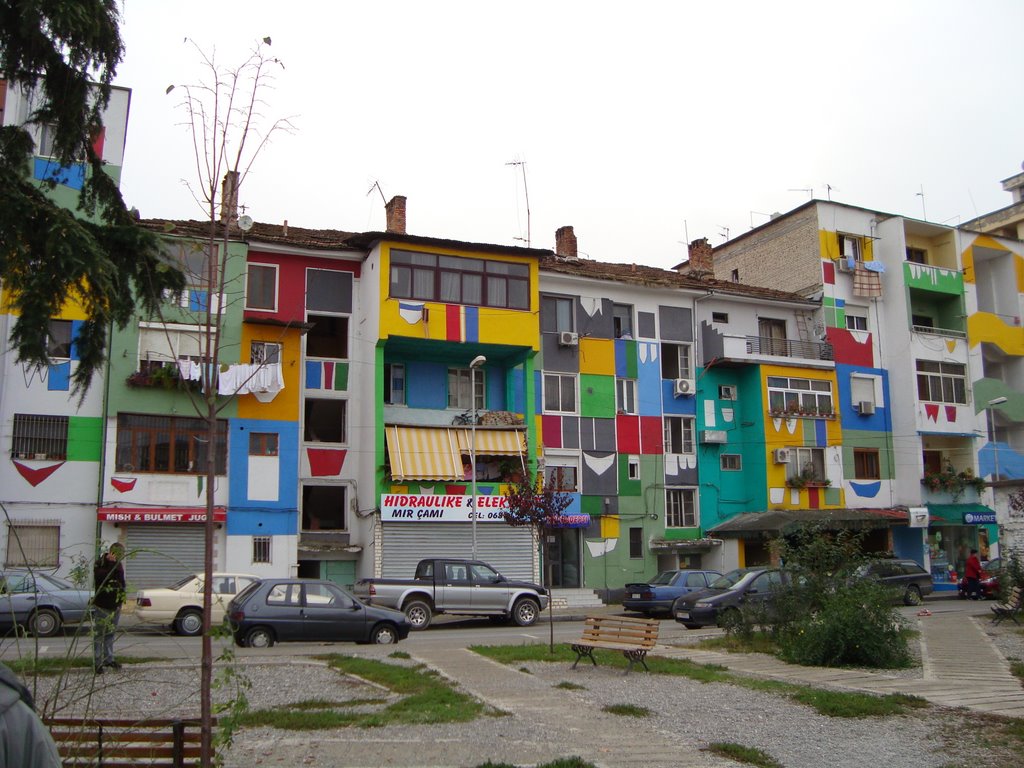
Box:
left=788, top=187, right=813, bottom=199
left=916, top=184, right=927, bottom=221
left=825, top=183, right=835, bottom=201
left=750, top=211, right=771, bottom=229
left=366, top=180, right=386, bottom=205
left=718, top=225, right=730, bottom=242
left=505, top=159, right=530, bottom=247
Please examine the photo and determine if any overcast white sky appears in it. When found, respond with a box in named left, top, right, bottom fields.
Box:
left=114, top=1, right=1024, bottom=269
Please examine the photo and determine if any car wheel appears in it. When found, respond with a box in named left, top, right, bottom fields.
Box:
left=244, top=627, right=274, bottom=648
left=28, top=608, right=61, bottom=638
left=174, top=609, right=204, bottom=637
left=903, top=585, right=923, bottom=606
left=512, top=598, right=540, bottom=627
left=370, top=623, right=398, bottom=644
left=403, top=600, right=433, bottom=630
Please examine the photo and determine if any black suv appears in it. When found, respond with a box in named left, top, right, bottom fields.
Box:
left=853, top=559, right=933, bottom=605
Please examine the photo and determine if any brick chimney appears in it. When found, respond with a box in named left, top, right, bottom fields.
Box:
left=555, top=226, right=577, bottom=259
left=385, top=195, right=407, bottom=234
left=685, top=237, right=714, bottom=274
left=220, top=171, right=239, bottom=224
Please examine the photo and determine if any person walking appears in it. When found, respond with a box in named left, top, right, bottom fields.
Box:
left=964, top=548, right=983, bottom=601
left=0, top=662, right=62, bottom=766
left=92, top=542, right=126, bottom=674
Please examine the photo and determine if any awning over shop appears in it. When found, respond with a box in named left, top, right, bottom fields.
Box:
left=385, top=426, right=462, bottom=481
left=452, top=427, right=526, bottom=457
left=926, top=503, right=997, bottom=525
left=708, top=508, right=910, bottom=537
left=649, top=537, right=722, bottom=553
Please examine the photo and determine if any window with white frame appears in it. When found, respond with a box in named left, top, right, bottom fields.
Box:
left=661, top=343, right=693, bottom=379
left=838, top=233, right=863, bottom=262
left=718, top=385, right=737, bottom=400
left=612, top=303, right=633, bottom=339
left=766, top=376, right=834, bottom=414
left=845, top=308, right=868, bottom=331
left=616, top=379, right=637, bottom=414
left=252, top=535, right=272, bottom=564
left=246, top=263, right=278, bottom=310
left=12, top=414, right=68, bottom=460
left=915, top=360, right=966, bottom=404
left=627, top=455, right=640, bottom=480
left=250, top=341, right=281, bottom=365
left=544, top=460, right=578, bottom=492
left=447, top=368, right=485, bottom=410
left=139, top=325, right=206, bottom=372
left=543, top=373, right=577, bottom=413
left=787, top=447, right=826, bottom=483
left=663, top=416, right=695, bottom=454
left=850, top=375, right=876, bottom=408
left=5, top=523, right=60, bottom=567
left=384, top=363, right=406, bottom=405
left=721, top=454, right=742, bottom=471
left=666, top=488, right=697, bottom=528
left=545, top=295, right=575, bottom=333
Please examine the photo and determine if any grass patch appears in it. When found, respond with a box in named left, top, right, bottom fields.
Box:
left=554, top=681, right=586, bottom=690
left=790, top=689, right=928, bottom=718
left=1009, top=659, right=1024, bottom=683
left=707, top=742, right=783, bottom=768
left=699, top=632, right=779, bottom=655
left=388, top=650, right=411, bottom=660
left=6, top=656, right=160, bottom=677
left=602, top=703, right=650, bottom=717
left=476, top=760, right=594, bottom=768
left=240, top=655, right=485, bottom=730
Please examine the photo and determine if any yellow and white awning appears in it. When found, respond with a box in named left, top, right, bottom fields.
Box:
left=452, top=428, right=526, bottom=456
left=385, top=425, right=527, bottom=481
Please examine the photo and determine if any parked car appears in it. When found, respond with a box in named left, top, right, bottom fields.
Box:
left=0, top=570, right=92, bottom=637
left=135, top=572, right=260, bottom=636
left=852, top=559, right=934, bottom=605
left=353, top=558, right=548, bottom=630
left=228, top=578, right=411, bottom=647
left=623, top=570, right=722, bottom=616
left=958, top=557, right=1003, bottom=600
left=673, top=568, right=797, bottom=629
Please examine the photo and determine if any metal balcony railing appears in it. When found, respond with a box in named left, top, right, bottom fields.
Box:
left=912, top=325, right=967, bottom=339
left=744, top=336, right=834, bottom=361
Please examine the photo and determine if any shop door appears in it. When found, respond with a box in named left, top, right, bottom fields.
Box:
left=544, top=529, right=581, bottom=588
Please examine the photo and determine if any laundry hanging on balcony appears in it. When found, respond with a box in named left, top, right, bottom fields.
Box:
left=852, top=264, right=882, bottom=298
left=217, top=362, right=284, bottom=399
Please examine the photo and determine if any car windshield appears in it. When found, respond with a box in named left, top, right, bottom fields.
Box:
left=649, top=571, right=676, bottom=585
left=169, top=575, right=198, bottom=591
left=709, top=569, right=756, bottom=590
left=38, top=573, right=76, bottom=591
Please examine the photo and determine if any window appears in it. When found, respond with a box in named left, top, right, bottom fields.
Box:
left=384, top=363, right=406, bottom=405
left=845, top=312, right=868, bottom=331
left=246, top=263, right=277, bottom=310
left=36, top=123, right=58, bottom=157
left=839, top=234, right=862, bottom=262
left=766, top=376, right=834, bottom=415
left=304, top=398, right=347, bottom=443
left=165, top=241, right=213, bottom=290
left=266, top=582, right=301, bottom=605
left=543, top=373, right=577, bottom=413
left=629, top=527, right=643, bottom=559
left=447, top=368, right=485, bottom=410
left=906, top=247, right=927, bottom=264
left=5, top=524, right=60, bottom=567
left=916, top=360, right=966, bottom=404
left=302, top=484, right=346, bottom=531
left=252, top=536, right=272, bottom=564
left=850, top=375, right=876, bottom=408
left=47, top=320, right=72, bottom=359
left=304, top=582, right=349, bottom=607
left=306, top=315, right=348, bottom=359
left=666, top=488, right=697, bottom=528
left=390, top=250, right=529, bottom=310
left=730, top=269, right=739, bottom=283
left=616, top=379, right=637, bottom=414
left=922, top=450, right=943, bottom=475
left=250, top=341, right=281, bottom=365
left=721, top=454, right=742, bottom=471
left=249, top=433, right=279, bottom=456
left=544, top=462, right=578, bottom=492
left=12, top=414, right=68, bottom=459
left=663, top=416, right=695, bottom=454
left=139, top=325, right=207, bottom=372
left=306, top=269, right=353, bottom=313
left=116, top=414, right=228, bottom=474
left=787, top=447, right=826, bottom=483
left=854, top=449, right=880, bottom=480
left=661, top=343, right=693, bottom=379
left=542, top=295, right=575, bottom=333
left=627, top=456, right=640, bottom=480
left=712, top=311, right=729, bottom=324
left=612, top=304, right=633, bottom=339
left=718, top=385, right=737, bottom=400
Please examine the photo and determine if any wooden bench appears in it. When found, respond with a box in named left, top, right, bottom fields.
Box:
left=991, top=586, right=1023, bottom=626
left=45, top=717, right=210, bottom=767
left=570, top=615, right=659, bottom=674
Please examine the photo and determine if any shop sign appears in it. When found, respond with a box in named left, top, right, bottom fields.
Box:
left=963, top=511, right=997, bottom=525
left=97, top=507, right=226, bottom=523
left=908, top=507, right=929, bottom=528
left=548, top=513, right=591, bottom=529
left=381, top=494, right=509, bottom=523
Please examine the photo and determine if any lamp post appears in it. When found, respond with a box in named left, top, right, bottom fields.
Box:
left=988, top=397, right=1008, bottom=483
left=469, top=355, right=486, bottom=559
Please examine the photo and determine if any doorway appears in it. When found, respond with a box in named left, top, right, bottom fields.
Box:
left=544, top=528, right=581, bottom=588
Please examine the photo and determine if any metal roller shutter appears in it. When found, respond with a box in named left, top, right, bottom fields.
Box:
left=381, top=523, right=536, bottom=582
left=123, top=526, right=207, bottom=589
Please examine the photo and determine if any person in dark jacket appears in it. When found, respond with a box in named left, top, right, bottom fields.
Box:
left=964, top=548, right=983, bottom=601
left=0, top=662, right=61, bottom=766
left=92, top=542, right=126, bottom=673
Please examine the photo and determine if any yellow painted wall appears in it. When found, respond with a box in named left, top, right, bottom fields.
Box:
left=818, top=229, right=874, bottom=262
left=236, top=326, right=303, bottom=421
left=968, top=312, right=1024, bottom=356
left=600, top=514, right=620, bottom=539
left=579, top=338, right=615, bottom=375
left=1, top=286, right=90, bottom=320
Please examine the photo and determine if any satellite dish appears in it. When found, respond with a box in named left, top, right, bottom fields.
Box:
left=237, top=215, right=254, bottom=232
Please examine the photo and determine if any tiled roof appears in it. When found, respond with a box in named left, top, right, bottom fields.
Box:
left=139, top=219, right=360, bottom=250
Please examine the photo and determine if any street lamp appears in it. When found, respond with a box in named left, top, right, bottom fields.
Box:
left=988, top=397, right=1008, bottom=482
left=469, top=355, right=487, bottom=559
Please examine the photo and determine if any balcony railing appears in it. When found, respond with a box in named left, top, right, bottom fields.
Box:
left=744, top=336, right=834, bottom=361
left=912, top=325, right=967, bottom=339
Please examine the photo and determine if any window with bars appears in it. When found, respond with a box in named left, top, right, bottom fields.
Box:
left=12, top=414, right=69, bottom=459
left=252, top=536, right=272, bottom=564
left=5, top=524, right=60, bottom=567
left=115, top=413, right=227, bottom=474
left=666, top=488, right=697, bottom=528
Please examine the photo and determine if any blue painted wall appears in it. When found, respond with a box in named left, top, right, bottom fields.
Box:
left=227, top=418, right=299, bottom=536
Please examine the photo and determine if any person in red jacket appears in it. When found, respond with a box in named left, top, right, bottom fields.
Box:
left=964, top=548, right=983, bottom=600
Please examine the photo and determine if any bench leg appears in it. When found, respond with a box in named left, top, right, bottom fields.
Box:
left=570, top=644, right=597, bottom=670
left=623, top=649, right=649, bottom=675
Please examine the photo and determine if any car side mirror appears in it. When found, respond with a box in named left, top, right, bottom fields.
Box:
left=493, top=575, right=506, bottom=583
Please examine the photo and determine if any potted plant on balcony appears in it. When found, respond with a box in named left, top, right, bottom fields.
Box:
left=787, top=465, right=831, bottom=489
left=921, top=466, right=986, bottom=501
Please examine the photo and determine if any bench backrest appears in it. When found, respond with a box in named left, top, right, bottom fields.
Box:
left=579, top=616, right=659, bottom=649
left=1009, top=586, right=1023, bottom=608
left=45, top=717, right=209, bottom=767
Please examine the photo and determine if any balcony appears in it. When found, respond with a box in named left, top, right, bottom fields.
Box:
left=713, top=333, right=834, bottom=368
left=742, top=335, right=833, bottom=361
left=911, top=324, right=967, bottom=340
left=903, top=262, right=963, bottom=295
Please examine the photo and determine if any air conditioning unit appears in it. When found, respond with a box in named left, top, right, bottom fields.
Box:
left=836, top=256, right=856, bottom=273
left=700, top=430, right=728, bottom=444
left=673, top=378, right=694, bottom=397
left=857, top=400, right=876, bottom=415
left=558, top=331, right=579, bottom=347
left=773, top=448, right=791, bottom=464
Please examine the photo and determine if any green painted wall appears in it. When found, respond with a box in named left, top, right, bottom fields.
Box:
left=579, top=374, right=614, bottom=418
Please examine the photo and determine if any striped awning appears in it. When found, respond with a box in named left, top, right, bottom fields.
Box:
left=453, top=428, right=527, bottom=456
left=385, top=426, right=463, bottom=481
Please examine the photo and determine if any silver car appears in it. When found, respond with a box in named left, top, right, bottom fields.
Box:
left=0, top=570, right=92, bottom=637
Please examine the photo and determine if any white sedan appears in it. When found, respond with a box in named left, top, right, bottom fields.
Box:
left=135, top=573, right=259, bottom=636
